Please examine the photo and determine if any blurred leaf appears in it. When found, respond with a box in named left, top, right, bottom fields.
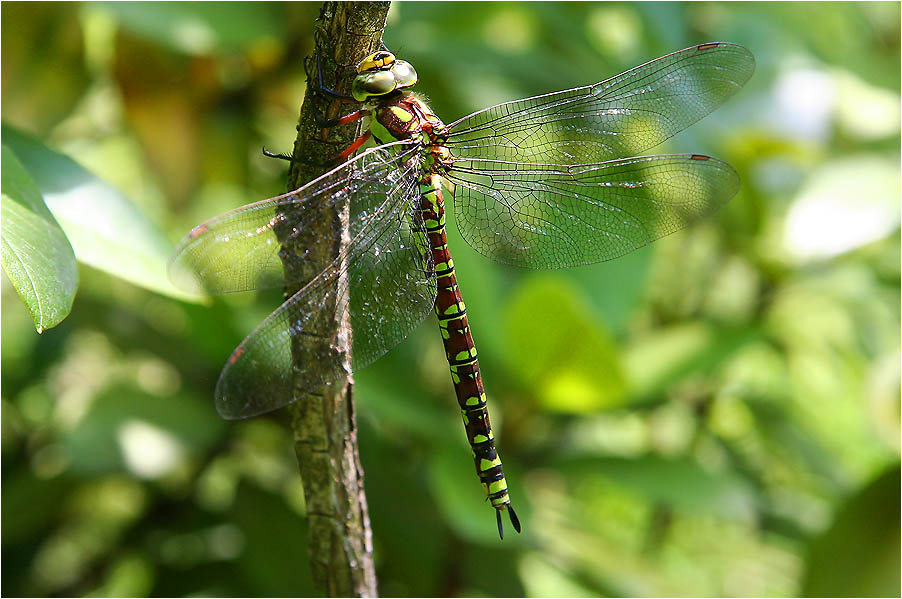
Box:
left=102, top=2, right=286, bottom=55
left=744, top=394, right=846, bottom=495
left=1, top=145, right=78, bottom=332
left=565, top=247, right=652, bottom=336
left=2, top=125, right=200, bottom=301
left=62, top=384, right=225, bottom=475
left=357, top=419, right=448, bottom=596
left=625, top=321, right=762, bottom=400
left=0, top=469, right=73, bottom=546
left=784, top=155, right=901, bottom=262
left=229, top=482, right=315, bottom=597
left=519, top=552, right=601, bottom=599
left=356, top=368, right=449, bottom=440
left=90, top=554, right=154, bottom=598
left=0, top=2, right=89, bottom=131
left=562, top=454, right=758, bottom=521
left=801, top=463, right=901, bottom=598
left=504, top=275, right=627, bottom=413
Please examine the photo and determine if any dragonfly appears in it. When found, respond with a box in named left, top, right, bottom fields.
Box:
left=170, top=41, right=755, bottom=539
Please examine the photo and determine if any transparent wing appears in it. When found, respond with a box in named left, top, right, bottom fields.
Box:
left=214, top=166, right=436, bottom=419
left=447, top=154, right=738, bottom=268
left=169, top=142, right=421, bottom=294
left=443, top=43, right=755, bottom=165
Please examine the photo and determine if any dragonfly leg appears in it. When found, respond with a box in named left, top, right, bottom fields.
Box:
left=262, top=127, right=371, bottom=166
left=261, top=148, right=299, bottom=162
left=303, top=29, right=365, bottom=128
left=306, top=29, right=354, bottom=101
left=334, top=109, right=368, bottom=126
left=333, top=131, right=371, bottom=162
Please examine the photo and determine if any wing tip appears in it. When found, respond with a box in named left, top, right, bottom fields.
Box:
left=694, top=41, right=757, bottom=81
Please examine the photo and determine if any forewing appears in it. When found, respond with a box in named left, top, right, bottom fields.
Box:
left=444, top=43, right=754, bottom=165
left=215, top=170, right=436, bottom=419
left=447, top=154, right=739, bottom=268
left=169, top=142, right=421, bottom=294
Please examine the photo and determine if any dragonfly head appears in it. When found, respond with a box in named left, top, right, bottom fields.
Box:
left=352, top=51, right=418, bottom=102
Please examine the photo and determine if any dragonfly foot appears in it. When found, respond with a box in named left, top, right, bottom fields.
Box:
left=262, top=147, right=336, bottom=169
left=262, top=147, right=296, bottom=162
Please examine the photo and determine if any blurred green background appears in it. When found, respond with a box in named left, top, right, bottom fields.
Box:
left=2, top=2, right=899, bottom=597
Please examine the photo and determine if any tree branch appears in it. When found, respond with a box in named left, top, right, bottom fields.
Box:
left=275, top=2, right=390, bottom=596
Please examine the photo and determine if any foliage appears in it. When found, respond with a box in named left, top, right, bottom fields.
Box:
left=1, top=145, right=77, bottom=332
left=2, top=2, right=899, bottom=597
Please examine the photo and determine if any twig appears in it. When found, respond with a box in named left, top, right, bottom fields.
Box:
left=275, top=2, right=391, bottom=596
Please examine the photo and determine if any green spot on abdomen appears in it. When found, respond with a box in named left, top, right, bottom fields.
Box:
left=488, top=479, right=508, bottom=494
left=480, top=457, right=502, bottom=471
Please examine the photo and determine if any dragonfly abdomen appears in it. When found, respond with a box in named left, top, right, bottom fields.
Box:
left=419, top=173, right=520, bottom=539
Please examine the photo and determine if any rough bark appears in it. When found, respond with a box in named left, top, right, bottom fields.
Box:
left=275, top=2, right=390, bottom=597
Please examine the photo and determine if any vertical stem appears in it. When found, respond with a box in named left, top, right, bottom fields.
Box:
left=276, top=2, right=390, bottom=597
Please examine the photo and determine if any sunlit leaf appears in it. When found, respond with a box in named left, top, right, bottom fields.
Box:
left=2, top=125, right=200, bottom=301
left=1, top=145, right=78, bottom=332
left=503, top=275, right=627, bottom=413
left=784, top=156, right=900, bottom=261
left=88, top=555, right=154, bottom=598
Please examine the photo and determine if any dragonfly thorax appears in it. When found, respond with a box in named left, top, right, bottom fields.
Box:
left=369, top=93, right=447, bottom=150
left=352, top=51, right=418, bottom=101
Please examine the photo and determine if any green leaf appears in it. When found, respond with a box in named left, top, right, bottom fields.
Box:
left=1, top=145, right=78, bottom=332
left=2, top=124, right=199, bottom=301
left=503, top=274, right=627, bottom=413
left=802, top=463, right=901, bottom=598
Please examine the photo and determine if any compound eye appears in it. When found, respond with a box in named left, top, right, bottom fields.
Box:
left=351, top=69, right=396, bottom=101
left=390, top=60, right=417, bottom=89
